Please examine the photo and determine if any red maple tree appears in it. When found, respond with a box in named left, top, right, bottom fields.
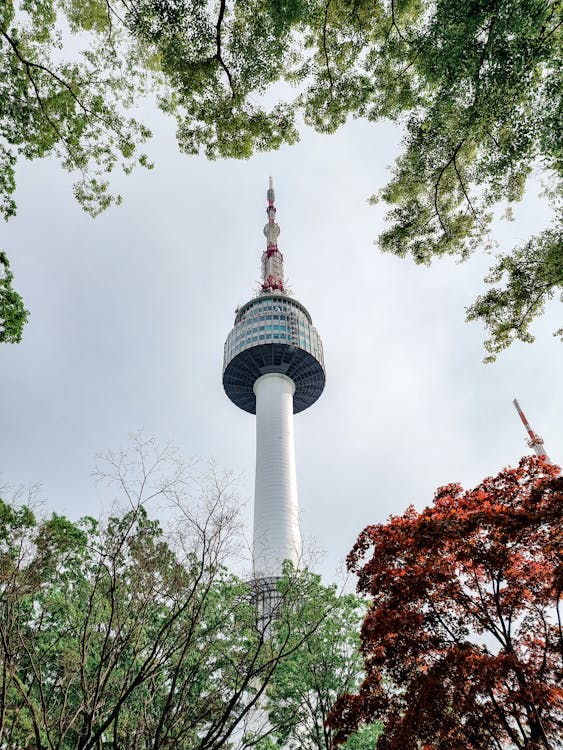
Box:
left=328, top=455, right=563, bottom=750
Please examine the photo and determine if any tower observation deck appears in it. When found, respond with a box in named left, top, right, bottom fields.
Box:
left=223, top=179, right=325, bottom=581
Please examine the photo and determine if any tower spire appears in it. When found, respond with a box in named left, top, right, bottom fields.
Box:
left=261, top=177, right=285, bottom=293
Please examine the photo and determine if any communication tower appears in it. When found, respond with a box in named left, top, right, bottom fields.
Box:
left=223, top=179, right=325, bottom=588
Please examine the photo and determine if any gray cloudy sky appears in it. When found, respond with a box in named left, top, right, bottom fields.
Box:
left=1, top=104, right=562, bottom=581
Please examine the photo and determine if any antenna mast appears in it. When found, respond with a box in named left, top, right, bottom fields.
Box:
left=261, top=177, right=285, bottom=293
left=513, top=398, right=551, bottom=462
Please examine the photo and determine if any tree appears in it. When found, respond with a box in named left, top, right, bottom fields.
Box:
left=2, top=0, right=154, bottom=343
left=0, top=435, right=339, bottom=750
left=328, top=455, right=563, bottom=750
left=3, top=0, right=562, bottom=351
left=2, top=0, right=304, bottom=341
left=294, top=0, right=563, bottom=358
left=254, top=576, right=381, bottom=750
left=1, top=0, right=302, bottom=222
left=1, top=0, right=152, bottom=222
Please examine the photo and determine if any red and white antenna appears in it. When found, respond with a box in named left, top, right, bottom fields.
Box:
left=513, top=398, right=551, bottom=462
left=261, top=177, right=285, bottom=293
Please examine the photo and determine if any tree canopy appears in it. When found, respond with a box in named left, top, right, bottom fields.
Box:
left=0, top=435, right=371, bottom=750
left=328, top=455, right=563, bottom=750
left=2, top=0, right=562, bottom=350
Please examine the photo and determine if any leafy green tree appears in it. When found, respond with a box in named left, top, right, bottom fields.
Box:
left=137, top=0, right=563, bottom=358
left=1, top=0, right=304, bottom=223
left=2, top=0, right=155, bottom=342
left=466, top=230, right=563, bottom=359
left=347, top=0, right=562, bottom=359
left=1, top=0, right=305, bottom=341
left=287, top=0, right=562, bottom=358
left=3, top=0, right=561, bottom=351
left=255, top=576, right=380, bottom=750
left=0, top=436, right=347, bottom=750
left=1, top=0, right=151, bottom=221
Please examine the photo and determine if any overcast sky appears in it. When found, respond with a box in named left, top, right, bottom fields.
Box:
left=1, top=103, right=561, bottom=582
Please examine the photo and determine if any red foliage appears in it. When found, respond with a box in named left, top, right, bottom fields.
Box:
left=328, top=456, right=563, bottom=750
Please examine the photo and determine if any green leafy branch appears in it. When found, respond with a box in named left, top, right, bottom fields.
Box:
left=0, top=251, right=29, bottom=343
left=466, top=228, right=563, bottom=361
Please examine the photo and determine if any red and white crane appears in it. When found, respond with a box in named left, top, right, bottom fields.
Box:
left=513, top=398, right=551, bottom=463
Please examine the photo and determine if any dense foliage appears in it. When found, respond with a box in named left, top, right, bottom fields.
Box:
left=2, top=0, right=561, bottom=349
left=0, top=251, right=28, bottom=342
left=0, top=436, right=370, bottom=750
left=0, top=499, right=284, bottom=750
left=328, top=455, right=563, bottom=750
left=0, top=0, right=151, bottom=221
left=256, top=580, right=381, bottom=750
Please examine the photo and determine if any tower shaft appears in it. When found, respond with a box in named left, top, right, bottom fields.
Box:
left=253, top=373, right=301, bottom=578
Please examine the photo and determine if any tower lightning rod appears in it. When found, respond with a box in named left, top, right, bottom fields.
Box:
left=512, top=398, right=551, bottom=463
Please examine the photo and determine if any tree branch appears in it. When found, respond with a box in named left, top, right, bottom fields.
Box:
left=322, top=0, right=334, bottom=93
left=214, top=0, right=235, bottom=98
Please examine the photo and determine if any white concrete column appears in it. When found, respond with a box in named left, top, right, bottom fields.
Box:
left=253, top=373, right=301, bottom=578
